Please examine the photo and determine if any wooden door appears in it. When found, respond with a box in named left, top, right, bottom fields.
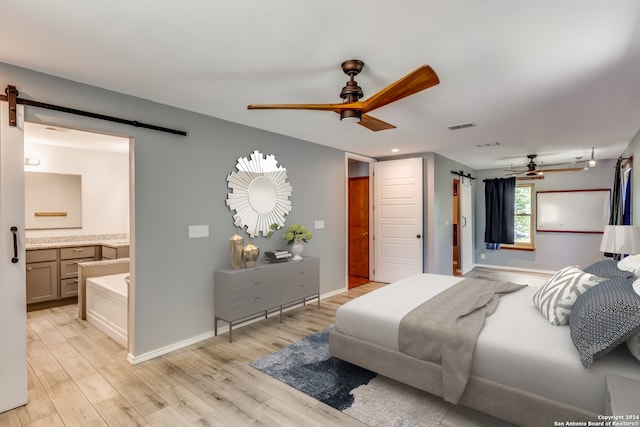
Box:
left=348, top=177, right=369, bottom=286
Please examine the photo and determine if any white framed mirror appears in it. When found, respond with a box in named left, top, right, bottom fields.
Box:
left=226, top=150, right=292, bottom=237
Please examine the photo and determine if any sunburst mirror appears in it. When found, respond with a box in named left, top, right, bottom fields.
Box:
left=226, top=150, right=292, bottom=237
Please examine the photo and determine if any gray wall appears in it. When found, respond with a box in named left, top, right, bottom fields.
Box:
left=474, top=159, right=618, bottom=272
left=430, top=154, right=476, bottom=275
left=0, top=62, right=346, bottom=357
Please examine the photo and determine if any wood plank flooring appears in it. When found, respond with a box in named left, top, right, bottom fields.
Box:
left=1, top=268, right=551, bottom=427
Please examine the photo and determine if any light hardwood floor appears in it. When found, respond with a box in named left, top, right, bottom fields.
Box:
left=1, top=268, right=551, bottom=427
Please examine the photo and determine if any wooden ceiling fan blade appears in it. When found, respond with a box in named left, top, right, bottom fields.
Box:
left=539, top=167, right=586, bottom=173
left=362, top=65, right=439, bottom=113
left=358, top=114, right=396, bottom=131
left=248, top=101, right=363, bottom=112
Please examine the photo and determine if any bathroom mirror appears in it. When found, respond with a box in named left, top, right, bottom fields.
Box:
left=226, top=150, right=292, bottom=237
left=25, top=171, right=83, bottom=229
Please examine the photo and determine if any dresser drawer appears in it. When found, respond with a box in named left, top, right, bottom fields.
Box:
left=229, top=296, right=279, bottom=320
left=285, top=280, right=318, bottom=302
left=224, top=269, right=267, bottom=289
left=229, top=280, right=272, bottom=303
left=60, top=246, right=96, bottom=260
left=283, top=259, right=320, bottom=301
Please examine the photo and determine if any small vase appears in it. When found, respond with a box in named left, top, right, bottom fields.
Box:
left=290, top=242, right=304, bottom=261
left=229, top=231, right=244, bottom=270
left=242, top=240, right=260, bottom=268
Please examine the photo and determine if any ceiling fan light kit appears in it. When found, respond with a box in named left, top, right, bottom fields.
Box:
left=589, top=147, right=596, bottom=168
left=248, top=59, right=440, bottom=131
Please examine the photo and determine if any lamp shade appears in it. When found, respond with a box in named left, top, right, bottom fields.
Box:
left=599, top=225, right=640, bottom=255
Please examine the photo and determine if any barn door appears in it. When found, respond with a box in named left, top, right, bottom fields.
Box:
left=0, top=101, right=28, bottom=412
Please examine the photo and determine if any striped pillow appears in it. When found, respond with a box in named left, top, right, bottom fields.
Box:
left=533, top=266, right=605, bottom=325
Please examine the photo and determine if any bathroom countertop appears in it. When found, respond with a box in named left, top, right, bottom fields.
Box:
left=26, top=239, right=130, bottom=250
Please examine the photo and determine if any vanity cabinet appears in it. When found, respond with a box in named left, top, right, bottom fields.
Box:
left=26, top=245, right=98, bottom=308
left=26, top=249, right=59, bottom=304
left=60, top=245, right=97, bottom=298
left=101, top=245, right=130, bottom=260
left=214, top=256, right=320, bottom=342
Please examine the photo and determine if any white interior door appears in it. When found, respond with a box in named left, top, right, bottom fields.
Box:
left=459, top=177, right=474, bottom=275
left=0, top=102, right=28, bottom=412
left=374, top=157, right=423, bottom=283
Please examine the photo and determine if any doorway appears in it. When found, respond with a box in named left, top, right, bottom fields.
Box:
left=23, top=122, right=133, bottom=345
left=452, top=179, right=461, bottom=276
left=346, top=155, right=374, bottom=289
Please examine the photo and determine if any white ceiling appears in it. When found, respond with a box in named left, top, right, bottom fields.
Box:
left=3, top=1, right=640, bottom=170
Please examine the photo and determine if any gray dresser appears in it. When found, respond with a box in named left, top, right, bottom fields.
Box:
left=214, top=256, right=320, bottom=342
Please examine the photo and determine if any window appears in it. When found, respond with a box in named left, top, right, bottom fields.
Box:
left=503, top=183, right=535, bottom=250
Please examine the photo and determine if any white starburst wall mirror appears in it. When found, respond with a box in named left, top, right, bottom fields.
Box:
left=226, top=150, right=292, bottom=237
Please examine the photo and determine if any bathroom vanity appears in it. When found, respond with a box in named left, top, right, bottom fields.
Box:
left=26, top=239, right=129, bottom=310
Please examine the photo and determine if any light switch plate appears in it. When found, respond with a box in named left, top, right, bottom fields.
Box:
left=189, top=225, right=209, bottom=238
left=314, top=220, right=325, bottom=229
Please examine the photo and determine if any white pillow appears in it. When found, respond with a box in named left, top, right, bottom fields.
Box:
left=533, top=266, right=605, bottom=325
left=627, top=331, right=640, bottom=363
left=617, top=254, right=640, bottom=275
left=633, top=277, right=640, bottom=296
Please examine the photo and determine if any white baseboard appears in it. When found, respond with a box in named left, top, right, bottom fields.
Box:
left=127, top=330, right=215, bottom=365
left=127, top=290, right=338, bottom=365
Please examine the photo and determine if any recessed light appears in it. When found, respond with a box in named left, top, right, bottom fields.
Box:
left=391, top=148, right=400, bottom=153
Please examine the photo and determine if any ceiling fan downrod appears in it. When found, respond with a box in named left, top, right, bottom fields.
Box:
left=339, top=60, right=365, bottom=122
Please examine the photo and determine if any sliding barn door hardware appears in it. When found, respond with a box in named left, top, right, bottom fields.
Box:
left=2, top=85, right=187, bottom=136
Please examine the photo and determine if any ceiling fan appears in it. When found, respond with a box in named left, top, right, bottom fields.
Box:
left=247, top=60, right=440, bottom=131
left=505, top=154, right=587, bottom=176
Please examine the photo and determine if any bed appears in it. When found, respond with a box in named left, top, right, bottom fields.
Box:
left=329, top=262, right=640, bottom=426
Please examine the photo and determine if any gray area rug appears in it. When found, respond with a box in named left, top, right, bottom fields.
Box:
left=250, top=327, right=452, bottom=426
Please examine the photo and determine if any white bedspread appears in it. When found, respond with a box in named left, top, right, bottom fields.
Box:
left=334, top=273, right=640, bottom=414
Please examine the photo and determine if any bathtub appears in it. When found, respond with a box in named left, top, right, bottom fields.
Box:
left=85, top=272, right=129, bottom=347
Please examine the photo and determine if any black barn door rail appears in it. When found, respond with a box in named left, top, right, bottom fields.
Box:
left=1, top=85, right=187, bottom=136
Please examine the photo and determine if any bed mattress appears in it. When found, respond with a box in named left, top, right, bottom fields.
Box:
left=334, top=273, right=640, bottom=414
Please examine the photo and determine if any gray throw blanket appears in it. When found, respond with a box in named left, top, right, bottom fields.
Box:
left=398, top=278, right=525, bottom=404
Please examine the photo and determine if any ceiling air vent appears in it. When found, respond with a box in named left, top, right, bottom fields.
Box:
left=446, top=122, right=476, bottom=130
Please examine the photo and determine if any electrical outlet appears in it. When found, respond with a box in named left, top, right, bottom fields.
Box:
left=480, top=253, right=485, bottom=260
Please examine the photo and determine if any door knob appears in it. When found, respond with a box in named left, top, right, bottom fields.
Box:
left=416, top=234, right=422, bottom=239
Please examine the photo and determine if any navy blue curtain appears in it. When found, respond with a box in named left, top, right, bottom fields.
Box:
left=484, top=177, right=515, bottom=244
left=623, top=169, right=632, bottom=225
left=609, top=158, right=623, bottom=226
left=605, top=159, right=625, bottom=258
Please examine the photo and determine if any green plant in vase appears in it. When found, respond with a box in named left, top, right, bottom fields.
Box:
left=284, top=224, right=312, bottom=260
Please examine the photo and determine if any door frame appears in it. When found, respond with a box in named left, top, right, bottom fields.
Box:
left=344, top=152, right=375, bottom=289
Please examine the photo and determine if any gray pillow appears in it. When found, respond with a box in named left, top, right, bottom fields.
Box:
left=569, top=277, right=640, bottom=368
left=583, top=260, right=634, bottom=280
